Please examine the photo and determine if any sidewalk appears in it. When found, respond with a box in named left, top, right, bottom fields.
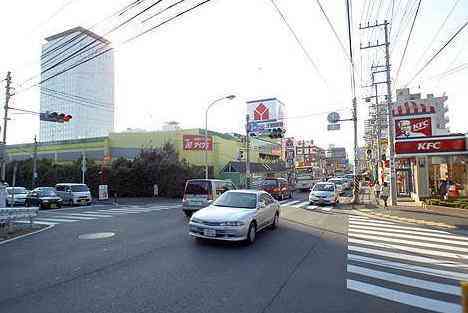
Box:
left=356, top=187, right=468, bottom=233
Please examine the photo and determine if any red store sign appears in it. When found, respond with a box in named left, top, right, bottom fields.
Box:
left=395, top=117, right=432, bottom=138
left=395, top=138, right=466, bottom=155
left=183, top=135, right=213, bottom=151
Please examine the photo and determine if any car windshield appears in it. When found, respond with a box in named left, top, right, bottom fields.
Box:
left=213, top=192, right=257, bottom=209
left=38, top=190, right=57, bottom=197
left=262, top=180, right=278, bottom=188
left=330, top=180, right=344, bottom=185
left=7, top=187, right=27, bottom=195
left=313, top=184, right=334, bottom=192
left=185, top=181, right=211, bottom=195
left=70, top=185, right=89, bottom=192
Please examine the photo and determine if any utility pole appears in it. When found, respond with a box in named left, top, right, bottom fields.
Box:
left=81, top=151, right=87, bottom=184
left=245, top=114, right=251, bottom=188
left=32, top=136, right=38, bottom=188
left=11, top=162, right=17, bottom=208
left=360, top=20, right=397, bottom=206
left=2, top=71, right=12, bottom=181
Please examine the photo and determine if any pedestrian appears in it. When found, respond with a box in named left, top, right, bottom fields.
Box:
left=153, top=184, right=159, bottom=198
left=373, top=181, right=381, bottom=201
left=381, top=182, right=390, bottom=208
left=438, top=179, right=448, bottom=200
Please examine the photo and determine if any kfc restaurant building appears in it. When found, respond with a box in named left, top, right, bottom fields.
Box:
left=392, top=102, right=468, bottom=202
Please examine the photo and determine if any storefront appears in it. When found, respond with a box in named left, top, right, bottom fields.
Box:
left=395, top=134, right=468, bottom=202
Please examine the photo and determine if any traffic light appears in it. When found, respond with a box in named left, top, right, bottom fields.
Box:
left=40, top=111, right=72, bottom=123
left=268, top=128, right=284, bottom=139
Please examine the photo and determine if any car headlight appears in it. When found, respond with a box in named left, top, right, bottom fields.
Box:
left=42, top=200, right=49, bottom=203
left=219, top=221, right=244, bottom=227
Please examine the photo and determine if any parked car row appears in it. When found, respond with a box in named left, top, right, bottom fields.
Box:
left=5, top=183, right=92, bottom=209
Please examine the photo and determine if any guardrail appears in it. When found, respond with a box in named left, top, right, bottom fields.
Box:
left=0, top=208, right=39, bottom=232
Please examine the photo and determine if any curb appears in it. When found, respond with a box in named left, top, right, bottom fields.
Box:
left=0, top=224, right=55, bottom=246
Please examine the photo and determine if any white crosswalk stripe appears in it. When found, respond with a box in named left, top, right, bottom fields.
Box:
left=25, top=204, right=179, bottom=226
left=292, top=201, right=309, bottom=208
left=347, top=215, right=466, bottom=313
left=280, top=200, right=301, bottom=207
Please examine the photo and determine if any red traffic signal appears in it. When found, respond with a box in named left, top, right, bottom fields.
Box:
left=40, top=111, right=72, bottom=123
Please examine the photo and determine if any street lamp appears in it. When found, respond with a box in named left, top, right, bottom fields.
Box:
left=205, top=94, right=236, bottom=179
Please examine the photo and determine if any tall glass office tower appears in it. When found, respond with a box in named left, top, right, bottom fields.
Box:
left=39, top=27, right=114, bottom=142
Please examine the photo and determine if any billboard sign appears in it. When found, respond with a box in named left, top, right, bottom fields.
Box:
left=395, top=137, right=466, bottom=155
left=183, top=135, right=213, bottom=151
left=247, top=98, right=286, bottom=123
left=327, top=112, right=341, bottom=123
left=395, top=117, right=432, bottom=138
left=328, top=123, right=340, bottom=131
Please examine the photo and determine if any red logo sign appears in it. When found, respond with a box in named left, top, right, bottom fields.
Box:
left=183, top=135, right=213, bottom=151
left=395, top=138, right=466, bottom=154
left=395, top=117, right=432, bottom=138
left=254, top=103, right=269, bottom=121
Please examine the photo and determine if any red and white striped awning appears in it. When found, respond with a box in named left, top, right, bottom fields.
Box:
left=393, top=101, right=435, bottom=116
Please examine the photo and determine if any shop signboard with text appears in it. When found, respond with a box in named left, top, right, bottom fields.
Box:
left=395, top=137, right=466, bottom=155
left=183, top=135, right=213, bottom=151
left=395, top=117, right=432, bottom=138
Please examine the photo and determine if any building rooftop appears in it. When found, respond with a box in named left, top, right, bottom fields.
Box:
left=45, top=26, right=110, bottom=44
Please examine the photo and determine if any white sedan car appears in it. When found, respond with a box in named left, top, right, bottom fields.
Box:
left=309, top=182, right=339, bottom=206
left=189, top=190, right=280, bottom=244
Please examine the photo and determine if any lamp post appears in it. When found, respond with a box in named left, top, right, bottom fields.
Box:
left=204, top=95, right=236, bottom=179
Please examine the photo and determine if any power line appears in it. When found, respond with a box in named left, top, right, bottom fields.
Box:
left=394, top=0, right=422, bottom=87
left=315, top=0, right=350, bottom=63
left=405, top=19, right=468, bottom=87
left=269, top=0, right=329, bottom=88
left=412, top=0, right=461, bottom=73
left=142, top=0, right=187, bottom=23
left=41, top=86, right=114, bottom=106
left=40, top=90, right=114, bottom=112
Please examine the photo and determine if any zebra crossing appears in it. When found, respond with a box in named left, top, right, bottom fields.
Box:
left=279, top=199, right=334, bottom=211
left=346, top=215, right=468, bottom=313
left=17, top=204, right=180, bottom=226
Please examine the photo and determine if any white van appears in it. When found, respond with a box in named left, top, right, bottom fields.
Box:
left=55, top=183, right=92, bottom=206
left=182, top=179, right=236, bottom=218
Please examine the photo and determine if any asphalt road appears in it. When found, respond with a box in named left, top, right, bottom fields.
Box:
left=1, top=195, right=466, bottom=313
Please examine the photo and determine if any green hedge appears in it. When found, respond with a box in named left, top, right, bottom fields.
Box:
left=424, top=198, right=468, bottom=209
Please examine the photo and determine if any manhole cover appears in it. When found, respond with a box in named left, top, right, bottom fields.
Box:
left=78, top=232, right=115, bottom=240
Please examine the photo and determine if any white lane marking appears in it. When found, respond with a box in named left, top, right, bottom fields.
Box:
left=348, top=245, right=468, bottom=269
left=346, top=280, right=461, bottom=313
left=95, top=210, right=127, bottom=214
left=305, top=205, right=318, bottom=210
left=35, top=218, right=78, bottom=223
left=349, top=238, right=468, bottom=260
left=53, top=215, right=97, bottom=220
left=347, top=264, right=460, bottom=296
left=349, top=232, right=468, bottom=254
left=348, top=253, right=468, bottom=281
left=16, top=220, right=57, bottom=226
left=103, top=209, right=152, bottom=213
left=281, top=200, right=301, bottom=207
left=349, top=224, right=468, bottom=242
left=292, top=201, right=309, bottom=208
left=65, top=213, right=113, bottom=218
left=349, top=220, right=452, bottom=235
left=349, top=227, right=468, bottom=247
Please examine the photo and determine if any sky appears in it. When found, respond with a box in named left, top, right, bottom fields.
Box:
left=0, top=0, right=467, bottom=160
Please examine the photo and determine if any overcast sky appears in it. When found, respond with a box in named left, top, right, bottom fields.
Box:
left=1, top=0, right=467, bottom=158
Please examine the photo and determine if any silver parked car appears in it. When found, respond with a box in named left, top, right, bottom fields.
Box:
left=6, top=187, right=29, bottom=206
left=189, top=190, right=280, bottom=244
left=309, top=182, right=339, bottom=206
left=55, top=183, right=92, bottom=206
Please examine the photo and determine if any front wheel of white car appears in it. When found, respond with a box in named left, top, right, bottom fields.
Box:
left=246, top=222, right=256, bottom=245
left=270, top=213, right=279, bottom=230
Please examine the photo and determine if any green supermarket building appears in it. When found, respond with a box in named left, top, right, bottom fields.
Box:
left=6, top=129, right=286, bottom=186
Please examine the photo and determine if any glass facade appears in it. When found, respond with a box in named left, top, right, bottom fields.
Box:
left=39, top=27, right=114, bottom=142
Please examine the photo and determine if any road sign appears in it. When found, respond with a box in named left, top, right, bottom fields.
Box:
left=327, top=123, right=340, bottom=131
left=327, top=112, right=341, bottom=123
left=248, top=120, right=284, bottom=136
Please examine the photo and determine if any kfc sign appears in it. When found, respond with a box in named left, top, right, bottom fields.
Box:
left=395, top=138, right=466, bottom=155
left=183, top=135, right=213, bottom=151
left=395, top=117, right=432, bottom=138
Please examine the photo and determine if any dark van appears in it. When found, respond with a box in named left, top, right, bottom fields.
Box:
left=182, top=179, right=236, bottom=217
